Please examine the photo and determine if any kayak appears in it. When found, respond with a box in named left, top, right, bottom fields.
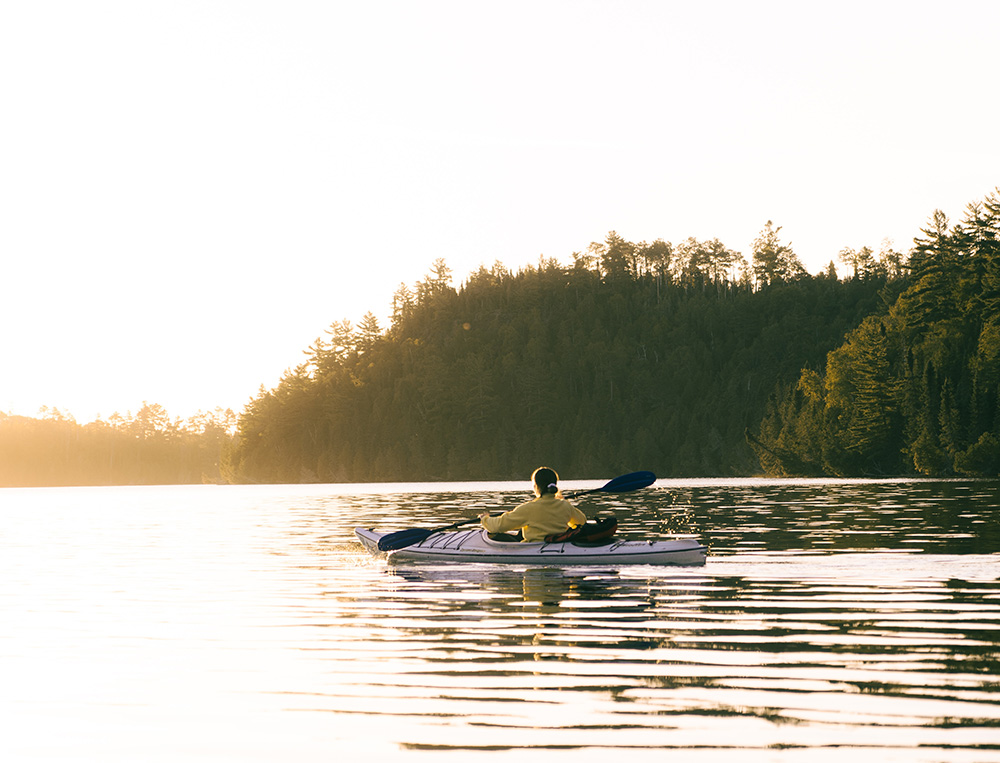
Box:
left=354, top=526, right=707, bottom=566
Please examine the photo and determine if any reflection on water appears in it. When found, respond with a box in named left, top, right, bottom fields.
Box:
left=322, top=565, right=1000, bottom=756
left=667, top=479, right=1000, bottom=555
left=1, top=479, right=999, bottom=761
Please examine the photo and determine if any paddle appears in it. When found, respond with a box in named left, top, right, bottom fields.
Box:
left=376, top=471, right=657, bottom=551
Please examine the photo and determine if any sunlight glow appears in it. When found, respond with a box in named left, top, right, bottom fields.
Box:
left=2, top=0, right=998, bottom=422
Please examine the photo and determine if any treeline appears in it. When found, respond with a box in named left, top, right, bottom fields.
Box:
left=0, top=405, right=235, bottom=486
left=226, top=224, right=902, bottom=483
left=755, top=189, right=1000, bottom=477
left=14, top=192, right=996, bottom=486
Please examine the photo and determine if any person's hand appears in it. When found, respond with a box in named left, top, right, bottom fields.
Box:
left=478, top=511, right=490, bottom=520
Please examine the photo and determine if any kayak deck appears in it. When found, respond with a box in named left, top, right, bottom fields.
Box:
left=355, top=526, right=707, bottom=566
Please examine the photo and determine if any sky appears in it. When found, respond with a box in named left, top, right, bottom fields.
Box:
left=2, top=0, right=998, bottom=424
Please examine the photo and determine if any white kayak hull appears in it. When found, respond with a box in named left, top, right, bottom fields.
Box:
left=355, top=527, right=707, bottom=566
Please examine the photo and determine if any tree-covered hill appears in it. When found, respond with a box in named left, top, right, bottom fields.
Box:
left=226, top=230, right=897, bottom=483
left=18, top=193, right=997, bottom=488
left=755, top=190, right=1000, bottom=477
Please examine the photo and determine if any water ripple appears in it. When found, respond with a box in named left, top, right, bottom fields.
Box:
left=2, top=480, right=999, bottom=760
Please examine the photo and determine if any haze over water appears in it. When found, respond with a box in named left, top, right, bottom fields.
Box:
left=2, top=478, right=999, bottom=760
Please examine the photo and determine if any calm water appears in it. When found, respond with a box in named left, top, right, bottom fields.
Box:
left=2, top=478, right=1000, bottom=761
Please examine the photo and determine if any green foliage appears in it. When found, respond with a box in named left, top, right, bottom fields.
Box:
left=25, top=187, right=999, bottom=485
left=752, top=221, right=806, bottom=286
left=757, top=189, right=1000, bottom=476
left=25, top=187, right=1000, bottom=485
left=228, top=243, right=890, bottom=482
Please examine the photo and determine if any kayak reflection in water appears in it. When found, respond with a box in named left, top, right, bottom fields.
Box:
left=480, top=467, right=588, bottom=543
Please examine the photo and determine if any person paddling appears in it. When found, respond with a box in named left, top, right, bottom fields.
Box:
left=480, top=467, right=587, bottom=542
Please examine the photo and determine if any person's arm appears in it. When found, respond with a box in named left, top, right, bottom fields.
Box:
left=481, top=504, right=530, bottom=534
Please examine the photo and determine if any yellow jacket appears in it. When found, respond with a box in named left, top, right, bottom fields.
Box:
left=481, top=494, right=587, bottom=542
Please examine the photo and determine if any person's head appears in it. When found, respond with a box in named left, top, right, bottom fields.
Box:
left=531, top=466, right=560, bottom=497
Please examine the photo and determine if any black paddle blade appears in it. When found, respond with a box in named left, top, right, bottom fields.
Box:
left=377, top=527, right=435, bottom=551
left=600, top=470, right=657, bottom=493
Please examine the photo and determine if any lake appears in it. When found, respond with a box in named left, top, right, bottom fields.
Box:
left=2, top=478, right=999, bottom=761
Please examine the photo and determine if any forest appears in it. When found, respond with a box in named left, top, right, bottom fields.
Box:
left=0, top=405, right=234, bottom=486
left=225, top=222, right=906, bottom=482
left=6, top=189, right=998, bottom=486
left=755, top=191, right=1000, bottom=477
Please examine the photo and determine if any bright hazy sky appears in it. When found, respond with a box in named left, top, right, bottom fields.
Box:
left=2, top=0, right=998, bottom=423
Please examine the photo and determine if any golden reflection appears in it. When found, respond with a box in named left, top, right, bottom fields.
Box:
left=6, top=482, right=997, bottom=758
